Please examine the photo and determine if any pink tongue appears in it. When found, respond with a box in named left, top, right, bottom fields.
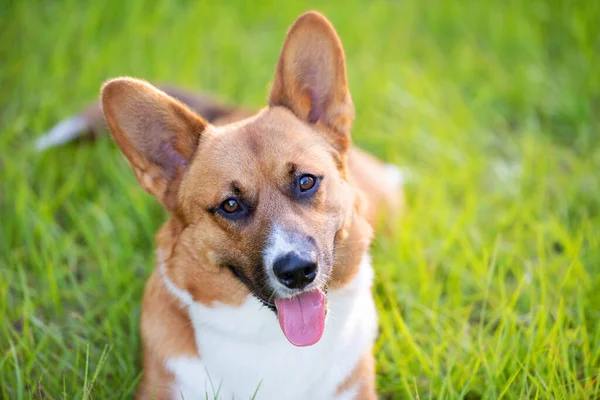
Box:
left=274, top=290, right=326, bottom=347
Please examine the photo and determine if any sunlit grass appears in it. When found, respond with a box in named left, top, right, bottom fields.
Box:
left=1, top=0, right=599, bottom=398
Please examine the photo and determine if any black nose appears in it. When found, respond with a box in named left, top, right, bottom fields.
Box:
left=273, top=252, right=318, bottom=289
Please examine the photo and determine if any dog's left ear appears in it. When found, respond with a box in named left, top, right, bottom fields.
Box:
left=269, top=11, right=354, bottom=155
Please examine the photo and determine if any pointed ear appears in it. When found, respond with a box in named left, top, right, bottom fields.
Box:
left=101, top=77, right=207, bottom=210
left=269, top=11, right=354, bottom=154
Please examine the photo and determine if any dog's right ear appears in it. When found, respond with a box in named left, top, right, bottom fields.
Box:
left=101, top=78, right=207, bottom=211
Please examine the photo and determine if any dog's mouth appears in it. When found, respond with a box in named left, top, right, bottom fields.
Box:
left=228, top=265, right=328, bottom=347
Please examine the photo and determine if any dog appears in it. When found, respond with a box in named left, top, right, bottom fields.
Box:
left=38, top=11, right=404, bottom=400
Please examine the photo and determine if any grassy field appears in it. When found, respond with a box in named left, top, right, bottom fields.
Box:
left=1, top=0, right=599, bottom=398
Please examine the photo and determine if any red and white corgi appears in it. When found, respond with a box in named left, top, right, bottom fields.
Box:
left=39, top=11, right=403, bottom=400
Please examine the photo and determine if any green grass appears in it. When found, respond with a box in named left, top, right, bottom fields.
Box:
left=1, top=0, right=599, bottom=398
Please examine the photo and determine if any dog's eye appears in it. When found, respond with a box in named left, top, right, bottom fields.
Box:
left=221, top=198, right=240, bottom=213
left=215, top=197, right=249, bottom=221
left=294, top=174, right=320, bottom=199
left=299, top=175, right=316, bottom=191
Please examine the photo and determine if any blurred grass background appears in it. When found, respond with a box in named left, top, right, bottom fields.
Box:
left=1, top=0, right=599, bottom=398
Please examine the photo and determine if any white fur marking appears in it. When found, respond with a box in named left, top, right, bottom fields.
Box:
left=159, top=260, right=193, bottom=307
left=262, top=224, right=297, bottom=289
left=160, top=251, right=377, bottom=400
left=384, top=163, right=406, bottom=187
left=263, top=225, right=297, bottom=265
left=35, top=116, right=88, bottom=151
left=262, top=224, right=320, bottom=298
left=166, top=357, right=212, bottom=399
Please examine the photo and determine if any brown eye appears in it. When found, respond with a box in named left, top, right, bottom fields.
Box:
left=221, top=198, right=240, bottom=213
left=299, top=174, right=316, bottom=191
left=216, top=197, right=248, bottom=220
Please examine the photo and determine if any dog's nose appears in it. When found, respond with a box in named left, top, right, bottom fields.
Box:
left=273, top=252, right=317, bottom=289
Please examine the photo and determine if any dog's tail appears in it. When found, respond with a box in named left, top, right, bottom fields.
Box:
left=35, top=85, right=251, bottom=152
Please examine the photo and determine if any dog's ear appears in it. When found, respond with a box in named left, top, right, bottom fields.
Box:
left=269, top=11, right=354, bottom=155
left=101, top=78, right=207, bottom=211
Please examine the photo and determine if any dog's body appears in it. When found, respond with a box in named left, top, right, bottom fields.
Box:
left=39, top=12, right=403, bottom=400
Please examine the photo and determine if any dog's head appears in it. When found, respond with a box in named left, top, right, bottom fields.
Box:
left=101, top=12, right=369, bottom=346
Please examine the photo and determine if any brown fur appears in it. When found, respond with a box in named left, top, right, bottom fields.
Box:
left=98, top=11, right=402, bottom=399
left=336, top=351, right=378, bottom=399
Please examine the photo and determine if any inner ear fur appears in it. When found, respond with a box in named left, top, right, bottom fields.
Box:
left=101, top=77, right=207, bottom=210
left=269, top=11, right=355, bottom=154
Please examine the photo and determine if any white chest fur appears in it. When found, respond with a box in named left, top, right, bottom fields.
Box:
left=160, top=255, right=378, bottom=400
